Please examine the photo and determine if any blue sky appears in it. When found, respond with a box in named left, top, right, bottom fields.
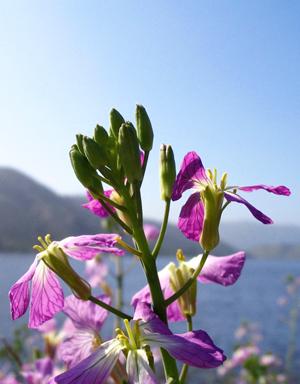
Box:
left=0, top=1, right=298, bottom=224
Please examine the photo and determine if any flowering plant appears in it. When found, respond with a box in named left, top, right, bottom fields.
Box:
left=7, top=105, right=290, bottom=383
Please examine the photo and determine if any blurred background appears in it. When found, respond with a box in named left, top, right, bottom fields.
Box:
left=0, top=1, right=299, bottom=383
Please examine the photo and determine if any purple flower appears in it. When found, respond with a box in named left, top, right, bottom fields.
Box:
left=172, top=151, right=290, bottom=242
left=54, top=302, right=225, bottom=384
left=9, top=234, right=124, bottom=328
left=143, top=224, right=160, bottom=242
left=0, top=374, right=20, bottom=384
left=21, top=357, right=57, bottom=384
left=58, top=295, right=110, bottom=368
left=132, top=252, right=245, bottom=322
left=82, top=190, right=115, bottom=218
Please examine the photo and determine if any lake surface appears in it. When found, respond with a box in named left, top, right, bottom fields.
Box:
left=1, top=253, right=300, bottom=372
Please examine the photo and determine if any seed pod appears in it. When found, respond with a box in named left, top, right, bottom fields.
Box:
left=118, top=122, right=142, bottom=182
left=160, top=144, right=176, bottom=201
left=136, top=105, right=153, bottom=151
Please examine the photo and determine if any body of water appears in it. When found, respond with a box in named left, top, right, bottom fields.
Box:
left=1, top=253, right=300, bottom=372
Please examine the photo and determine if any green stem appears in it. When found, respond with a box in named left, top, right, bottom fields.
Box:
left=165, top=250, right=209, bottom=306
left=114, top=256, right=124, bottom=329
left=99, top=199, right=133, bottom=235
left=97, top=193, right=126, bottom=211
left=89, top=295, right=132, bottom=320
left=179, top=315, right=193, bottom=383
left=152, top=199, right=171, bottom=259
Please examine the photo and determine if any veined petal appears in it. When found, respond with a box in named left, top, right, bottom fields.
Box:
left=144, top=330, right=225, bottom=369
left=126, top=350, right=159, bottom=384
left=82, top=190, right=115, bottom=218
left=29, top=262, right=64, bottom=328
left=224, top=192, right=273, bottom=224
left=187, top=252, right=246, bottom=286
left=238, top=184, right=291, bottom=196
left=54, top=339, right=122, bottom=384
left=172, top=151, right=208, bottom=201
left=59, top=234, right=125, bottom=260
left=9, top=258, right=38, bottom=320
left=178, top=192, right=204, bottom=241
left=63, top=294, right=110, bottom=331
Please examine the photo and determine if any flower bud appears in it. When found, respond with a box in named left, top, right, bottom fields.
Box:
left=69, top=145, right=102, bottom=192
left=76, top=134, right=85, bottom=156
left=83, top=136, right=108, bottom=169
left=160, top=144, right=176, bottom=201
left=41, top=244, right=91, bottom=300
left=118, top=122, right=142, bottom=183
left=200, top=186, right=223, bottom=251
left=110, top=108, right=125, bottom=138
left=94, top=125, right=109, bottom=146
left=135, top=105, right=153, bottom=151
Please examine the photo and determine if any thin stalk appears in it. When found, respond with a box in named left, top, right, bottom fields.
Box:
left=165, top=250, right=209, bottom=306
left=152, top=199, right=171, bottom=259
left=97, top=193, right=127, bottom=211
left=116, top=238, right=142, bottom=257
left=99, top=199, right=133, bottom=235
left=89, top=295, right=132, bottom=320
left=114, top=256, right=124, bottom=329
left=179, top=315, right=193, bottom=383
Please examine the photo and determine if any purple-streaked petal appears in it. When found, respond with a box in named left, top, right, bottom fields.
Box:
left=126, top=350, right=159, bottom=384
left=63, top=294, right=110, bottom=331
left=143, top=224, right=160, bottom=242
left=54, top=339, right=122, bottom=384
left=29, top=262, right=64, bottom=328
left=82, top=190, right=115, bottom=218
left=224, top=192, right=273, bottom=224
left=144, top=330, right=225, bottom=369
left=238, top=184, right=291, bottom=196
left=9, top=258, right=38, bottom=320
left=59, top=234, right=125, bottom=260
left=172, top=151, right=208, bottom=201
left=59, top=329, right=101, bottom=368
left=187, top=252, right=246, bottom=286
left=178, top=192, right=204, bottom=241
left=134, top=302, right=173, bottom=336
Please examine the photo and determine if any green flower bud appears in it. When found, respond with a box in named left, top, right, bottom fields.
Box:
left=110, top=108, right=125, bottom=138
left=76, top=134, right=85, bottom=156
left=200, top=186, right=224, bottom=252
left=160, top=144, right=176, bottom=201
left=69, top=145, right=102, bottom=192
left=136, top=105, right=153, bottom=151
left=42, top=243, right=91, bottom=300
left=94, top=125, right=108, bottom=146
left=118, top=122, right=142, bottom=183
left=83, top=136, right=108, bottom=169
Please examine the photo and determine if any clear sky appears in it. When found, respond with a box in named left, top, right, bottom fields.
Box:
left=0, top=1, right=298, bottom=225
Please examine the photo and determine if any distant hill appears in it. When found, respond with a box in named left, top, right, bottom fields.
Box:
left=0, top=167, right=298, bottom=259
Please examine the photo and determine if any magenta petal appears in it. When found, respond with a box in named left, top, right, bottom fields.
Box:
left=63, top=294, right=110, bottom=331
left=54, top=339, right=122, bottom=384
left=239, top=184, right=291, bottom=196
left=178, top=192, right=204, bottom=241
left=143, top=224, right=160, bottom=241
left=224, top=192, right=273, bottom=224
left=59, top=234, right=125, bottom=260
left=9, top=258, right=38, bottom=320
left=188, top=252, right=246, bottom=286
left=172, top=151, right=208, bottom=201
left=29, top=263, right=64, bottom=328
left=82, top=190, right=115, bottom=218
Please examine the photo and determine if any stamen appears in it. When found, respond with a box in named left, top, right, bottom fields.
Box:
left=124, top=319, right=137, bottom=349
left=176, top=249, right=185, bottom=262
left=37, top=236, right=48, bottom=250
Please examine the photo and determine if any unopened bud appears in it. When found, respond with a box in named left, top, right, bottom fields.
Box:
left=118, top=123, right=142, bottom=183
left=76, top=134, right=85, bottom=155
left=94, top=125, right=109, bottom=146
left=160, top=144, right=176, bottom=201
left=83, top=136, right=108, bottom=169
left=110, top=108, right=125, bottom=138
left=136, top=105, right=153, bottom=151
left=42, top=244, right=91, bottom=300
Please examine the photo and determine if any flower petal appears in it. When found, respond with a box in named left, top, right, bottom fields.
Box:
left=172, top=151, right=208, bottom=201
left=238, top=184, right=291, bottom=196
left=29, top=262, right=64, bottom=328
left=178, top=192, right=204, bottom=241
left=54, top=339, right=122, bottom=384
left=9, top=258, right=38, bottom=320
left=126, top=350, right=159, bottom=384
left=59, top=234, right=125, bottom=260
left=143, top=224, right=160, bottom=242
left=187, top=252, right=246, bottom=286
left=224, top=192, right=273, bottom=224
left=85, top=258, right=108, bottom=288
left=145, top=330, right=226, bottom=369
left=82, top=190, right=115, bottom=218
left=63, top=294, right=110, bottom=331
